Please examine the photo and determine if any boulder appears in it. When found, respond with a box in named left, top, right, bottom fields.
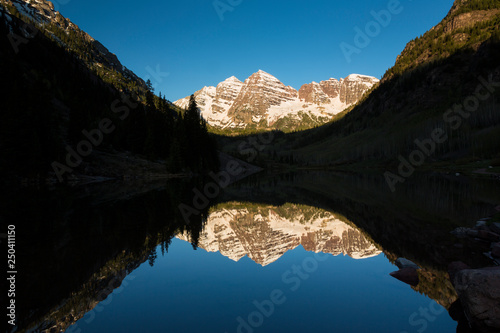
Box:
left=448, top=261, right=471, bottom=282
left=476, top=220, right=487, bottom=228
left=448, top=299, right=476, bottom=333
left=477, top=230, right=500, bottom=242
left=451, top=227, right=470, bottom=238
left=476, top=225, right=491, bottom=232
left=453, top=267, right=500, bottom=332
left=448, top=299, right=465, bottom=322
left=472, top=238, right=493, bottom=250
left=390, top=268, right=419, bottom=287
left=395, top=258, right=420, bottom=270
left=490, top=222, right=500, bottom=235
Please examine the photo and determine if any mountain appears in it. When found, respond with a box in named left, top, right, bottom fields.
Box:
left=174, top=70, right=378, bottom=132
left=249, top=0, right=500, bottom=169
left=2, top=0, right=145, bottom=90
left=177, top=203, right=381, bottom=266
left=0, top=0, right=219, bottom=181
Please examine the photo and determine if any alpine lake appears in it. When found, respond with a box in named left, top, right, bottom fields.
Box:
left=7, top=170, right=500, bottom=333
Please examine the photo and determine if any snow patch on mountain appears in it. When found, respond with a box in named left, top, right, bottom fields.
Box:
left=177, top=204, right=381, bottom=266
left=266, top=98, right=344, bottom=125
left=174, top=70, right=379, bottom=130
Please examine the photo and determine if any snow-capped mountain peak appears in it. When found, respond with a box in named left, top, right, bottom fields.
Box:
left=174, top=70, right=379, bottom=131
left=224, top=76, right=242, bottom=83
left=177, top=204, right=381, bottom=266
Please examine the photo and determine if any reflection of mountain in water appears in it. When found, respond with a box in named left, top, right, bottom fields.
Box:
left=178, top=202, right=381, bottom=266
left=7, top=180, right=209, bottom=333
left=13, top=170, right=498, bottom=332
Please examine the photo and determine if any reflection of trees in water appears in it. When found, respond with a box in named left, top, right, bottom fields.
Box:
left=246, top=171, right=497, bottom=222
left=6, top=171, right=499, bottom=331
left=4, top=179, right=212, bottom=333
left=222, top=171, right=500, bottom=311
left=226, top=171, right=499, bottom=267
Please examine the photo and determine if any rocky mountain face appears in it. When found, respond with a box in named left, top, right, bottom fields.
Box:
left=174, top=70, right=378, bottom=132
left=274, top=0, right=500, bottom=166
left=27, top=252, right=148, bottom=333
left=177, top=203, right=381, bottom=266
left=227, top=70, right=299, bottom=123
left=299, top=74, right=377, bottom=106
left=2, top=0, right=145, bottom=88
left=386, top=0, right=500, bottom=81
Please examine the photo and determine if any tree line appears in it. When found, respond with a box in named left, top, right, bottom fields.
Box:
left=0, top=8, right=219, bottom=180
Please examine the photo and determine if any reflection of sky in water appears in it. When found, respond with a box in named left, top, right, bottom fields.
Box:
left=14, top=172, right=500, bottom=333
left=71, top=202, right=456, bottom=333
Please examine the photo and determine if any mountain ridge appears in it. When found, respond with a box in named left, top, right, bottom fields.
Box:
left=0, top=0, right=220, bottom=180
left=2, top=0, right=147, bottom=92
left=174, top=70, right=379, bottom=132
left=245, top=0, right=500, bottom=169
left=177, top=203, right=381, bottom=266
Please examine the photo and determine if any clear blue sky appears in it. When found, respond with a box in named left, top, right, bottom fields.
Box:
left=58, top=0, right=453, bottom=101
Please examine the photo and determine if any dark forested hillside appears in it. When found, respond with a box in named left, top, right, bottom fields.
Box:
left=239, top=0, right=500, bottom=170
left=0, top=4, right=219, bottom=183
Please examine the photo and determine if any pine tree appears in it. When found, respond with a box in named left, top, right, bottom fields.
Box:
left=146, top=79, right=154, bottom=92
left=183, top=95, right=202, bottom=169
left=145, top=79, right=155, bottom=108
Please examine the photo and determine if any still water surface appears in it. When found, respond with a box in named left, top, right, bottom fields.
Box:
left=71, top=237, right=453, bottom=333
left=8, top=171, right=500, bottom=332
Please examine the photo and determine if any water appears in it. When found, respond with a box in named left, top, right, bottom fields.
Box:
left=6, top=171, right=500, bottom=332
left=69, top=239, right=454, bottom=333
